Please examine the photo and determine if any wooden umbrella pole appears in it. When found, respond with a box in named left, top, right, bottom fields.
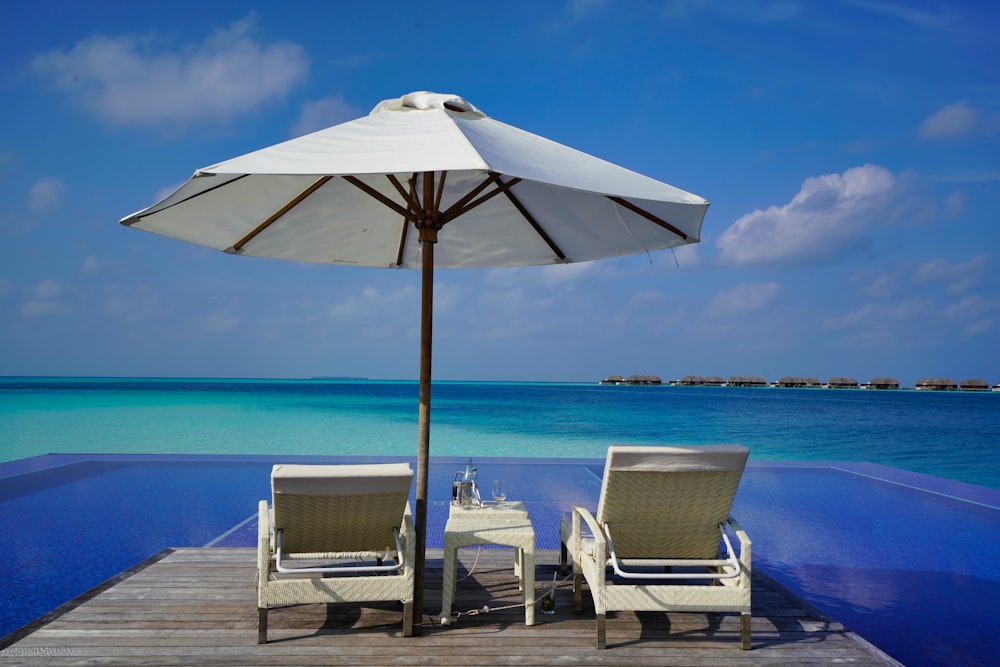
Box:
left=411, top=172, right=438, bottom=636
left=411, top=237, right=433, bottom=637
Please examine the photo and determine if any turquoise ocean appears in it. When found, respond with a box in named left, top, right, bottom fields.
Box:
left=1, top=377, right=997, bottom=489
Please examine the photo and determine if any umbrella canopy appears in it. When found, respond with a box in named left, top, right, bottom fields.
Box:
left=121, top=91, right=709, bottom=633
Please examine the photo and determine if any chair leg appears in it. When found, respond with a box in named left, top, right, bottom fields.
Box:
left=596, top=613, right=606, bottom=649
left=257, top=608, right=268, bottom=644
left=740, top=612, right=751, bottom=650
left=402, top=601, right=414, bottom=637
left=559, top=541, right=568, bottom=574
left=573, top=573, right=582, bottom=614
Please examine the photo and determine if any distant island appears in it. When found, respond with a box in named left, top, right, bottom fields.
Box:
left=600, top=375, right=999, bottom=392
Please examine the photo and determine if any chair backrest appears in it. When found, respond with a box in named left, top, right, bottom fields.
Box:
left=271, top=463, right=413, bottom=553
left=595, top=445, right=748, bottom=559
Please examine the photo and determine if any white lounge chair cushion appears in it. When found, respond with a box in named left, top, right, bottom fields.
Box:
left=606, top=445, right=748, bottom=473
left=561, top=511, right=596, bottom=555
left=272, top=463, right=413, bottom=496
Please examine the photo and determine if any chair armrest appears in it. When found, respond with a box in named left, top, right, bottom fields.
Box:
left=573, top=506, right=607, bottom=587
left=400, top=502, right=416, bottom=573
left=572, top=507, right=606, bottom=554
left=257, top=500, right=273, bottom=577
left=725, top=514, right=752, bottom=574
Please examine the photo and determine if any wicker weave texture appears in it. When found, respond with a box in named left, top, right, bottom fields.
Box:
left=257, top=498, right=415, bottom=609
left=274, top=491, right=408, bottom=552
left=598, top=470, right=742, bottom=558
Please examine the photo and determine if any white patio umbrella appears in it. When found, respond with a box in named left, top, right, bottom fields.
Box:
left=120, top=91, right=709, bottom=633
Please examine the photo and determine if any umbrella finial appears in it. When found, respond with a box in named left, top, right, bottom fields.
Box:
left=370, top=92, right=485, bottom=117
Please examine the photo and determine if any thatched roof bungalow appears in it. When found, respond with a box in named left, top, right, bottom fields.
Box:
left=704, top=376, right=727, bottom=386
left=775, top=376, right=821, bottom=388
left=626, top=375, right=662, bottom=385
left=599, top=375, right=626, bottom=385
left=915, top=378, right=958, bottom=391
left=959, top=379, right=989, bottom=391
left=675, top=375, right=705, bottom=386
left=728, top=375, right=767, bottom=387
left=826, top=377, right=859, bottom=389
left=864, top=377, right=899, bottom=390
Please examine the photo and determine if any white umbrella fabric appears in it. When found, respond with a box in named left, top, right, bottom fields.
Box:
left=121, top=91, right=709, bottom=632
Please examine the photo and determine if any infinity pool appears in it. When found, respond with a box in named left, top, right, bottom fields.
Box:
left=1, top=454, right=997, bottom=666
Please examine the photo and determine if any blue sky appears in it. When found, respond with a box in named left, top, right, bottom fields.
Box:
left=1, top=1, right=998, bottom=386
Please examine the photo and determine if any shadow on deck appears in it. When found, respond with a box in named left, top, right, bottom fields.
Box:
left=0, top=547, right=901, bottom=666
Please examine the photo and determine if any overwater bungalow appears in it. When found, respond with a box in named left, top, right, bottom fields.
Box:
left=826, top=377, right=859, bottom=389
left=728, top=375, right=768, bottom=387
left=915, top=378, right=958, bottom=391
left=626, top=374, right=662, bottom=385
left=959, top=379, right=989, bottom=391
left=774, top=376, right=821, bottom=388
left=674, top=375, right=705, bottom=386
left=599, top=375, right=626, bottom=385
left=704, top=376, right=727, bottom=386
left=863, top=377, right=899, bottom=390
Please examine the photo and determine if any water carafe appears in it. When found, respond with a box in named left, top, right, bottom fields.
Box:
left=452, top=458, right=481, bottom=507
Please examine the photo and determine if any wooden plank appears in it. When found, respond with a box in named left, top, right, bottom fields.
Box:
left=0, top=548, right=902, bottom=666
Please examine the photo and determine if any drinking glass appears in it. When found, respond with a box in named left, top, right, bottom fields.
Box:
left=491, top=479, right=507, bottom=506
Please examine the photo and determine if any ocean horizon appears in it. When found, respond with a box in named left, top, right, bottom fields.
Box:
left=1, top=376, right=997, bottom=489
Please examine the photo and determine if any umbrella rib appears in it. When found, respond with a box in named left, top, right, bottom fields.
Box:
left=607, top=196, right=689, bottom=240
left=122, top=174, right=250, bottom=226
left=394, top=175, right=418, bottom=267
left=433, top=170, right=447, bottom=213
left=438, top=174, right=502, bottom=223
left=489, top=174, right=567, bottom=261
left=229, top=176, right=332, bottom=252
left=386, top=174, right=418, bottom=211
left=342, top=175, right=416, bottom=221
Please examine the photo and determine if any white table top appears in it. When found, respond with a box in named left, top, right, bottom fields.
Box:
left=448, top=500, right=529, bottom=520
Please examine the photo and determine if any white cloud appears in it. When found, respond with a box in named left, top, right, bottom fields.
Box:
left=20, top=300, right=69, bottom=317
left=565, top=0, right=608, bottom=21
left=705, top=282, right=781, bottom=317
left=825, top=298, right=928, bottom=329
left=21, top=280, right=70, bottom=317
left=31, top=279, right=62, bottom=299
left=946, top=294, right=985, bottom=319
left=32, top=15, right=308, bottom=129
left=918, top=101, right=981, bottom=140
left=946, top=294, right=998, bottom=339
left=960, top=319, right=992, bottom=338
left=328, top=284, right=417, bottom=320
left=28, top=177, right=65, bottom=214
left=861, top=272, right=900, bottom=299
left=291, top=95, right=362, bottom=137
left=82, top=256, right=101, bottom=275
left=715, top=164, right=898, bottom=265
left=627, top=290, right=666, bottom=307
left=537, top=261, right=604, bottom=285
left=943, top=191, right=967, bottom=218
left=104, top=284, right=159, bottom=322
left=202, top=310, right=242, bottom=333
left=912, top=254, right=988, bottom=293
left=669, top=242, right=703, bottom=267
left=661, top=0, right=800, bottom=22
left=849, top=0, right=958, bottom=29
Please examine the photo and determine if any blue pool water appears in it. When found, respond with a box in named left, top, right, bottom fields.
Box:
left=1, top=453, right=998, bottom=667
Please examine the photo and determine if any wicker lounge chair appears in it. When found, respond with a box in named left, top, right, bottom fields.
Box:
left=257, top=463, right=415, bottom=643
left=561, top=445, right=752, bottom=649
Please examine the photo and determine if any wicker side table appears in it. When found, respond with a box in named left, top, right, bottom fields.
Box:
left=441, top=502, right=535, bottom=626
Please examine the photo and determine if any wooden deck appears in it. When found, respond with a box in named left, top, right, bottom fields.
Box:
left=0, top=548, right=901, bottom=666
